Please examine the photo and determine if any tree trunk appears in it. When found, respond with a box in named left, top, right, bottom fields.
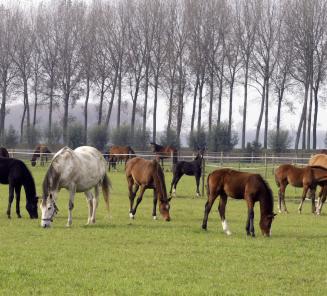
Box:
left=84, top=78, right=90, bottom=144
left=23, top=78, right=30, bottom=144
left=264, top=78, right=269, bottom=149
left=98, top=77, right=105, bottom=125
left=130, top=82, right=140, bottom=140
left=116, top=63, right=122, bottom=129
left=167, top=85, right=174, bottom=134
left=143, top=62, right=149, bottom=137
left=307, top=83, right=313, bottom=149
left=0, top=73, right=7, bottom=144
left=242, top=62, right=249, bottom=149
left=190, top=74, right=199, bottom=134
left=217, top=63, right=224, bottom=126
left=33, top=75, right=38, bottom=128
left=228, top=80, right=234, bottom=141
left=20, top=105, right=26, bottom=144
left=295, top=83, right=308, bottom=150
left=255, top=82, right=265, bottom=144
left=152, top=76, right=159, bottom=142
left=313, top=86, right=319, bottom=149
left=197, top=80, right=204, bottom=132
left=208, top=69, right=214, bottom=135
left=48, top=80, right=54, bottom=143
left=63, top=92, right=69, bottom=145
left=105, top=68, right=118, bottom=128
left=301, top=83, right=309, bottom=150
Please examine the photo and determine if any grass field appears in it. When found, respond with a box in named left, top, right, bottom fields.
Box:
left=0, top=162, right=327, bottom=295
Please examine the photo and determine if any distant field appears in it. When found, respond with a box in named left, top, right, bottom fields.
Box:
left=0, top=162, right=326, bottom=295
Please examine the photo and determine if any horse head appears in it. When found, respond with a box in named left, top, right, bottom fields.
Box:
left=259, top=213, right=277, bottom=237
left=40, top=193, right=59, bottom=228
left=159, top=197, right=172, bottom=221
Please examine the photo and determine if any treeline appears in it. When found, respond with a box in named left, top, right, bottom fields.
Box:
left=0, top=0, right=326, bottom=151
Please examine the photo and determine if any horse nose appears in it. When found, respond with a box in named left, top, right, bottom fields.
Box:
left=165, top=216, right=171, bottom=222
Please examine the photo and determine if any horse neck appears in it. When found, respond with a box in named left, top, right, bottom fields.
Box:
left=312, top=168, right=327, bottom=182
left=153, top=165, right=168, bottom=202
left=43, top=165, right=59, bottom=197
left=22, top=170, right=37, bottom=201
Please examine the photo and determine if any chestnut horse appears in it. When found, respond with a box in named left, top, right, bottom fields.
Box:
left=125, top=157, right=171, bottom=221
left=202, top=169, right=275, bottom=237
left=309, top=154, right=327, bottom=214
left=107, top=145, right=135, bottom=170
left=275, top=164, right=327, bottom=214
left=31, top=144, right=52, bottom=167
left=0, top=147, right=9, bottom=158
left=150, top=142, right=178, bottom=167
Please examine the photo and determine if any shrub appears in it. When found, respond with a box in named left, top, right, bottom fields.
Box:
left=25, top=126, right=42, bottom=147
left=207, top=123, right=238, bottom=152
left=246, top=141, right=262, bottom=154
left=188, top=127, right=206, bottom=151
left=5, top=125, right=19, bottom=148
left=46, top=123, right=63, bottom=145
left=68, top=123, right=85, bottom=149
left=160, top=128, right=179, bottom=148
left=89, top=125, right=108, bottom=151
left=133, top=126, right=150, bottom=149
left=111, top=125, right=132, bottom=146
left=268, top=129, right=292, bottom=153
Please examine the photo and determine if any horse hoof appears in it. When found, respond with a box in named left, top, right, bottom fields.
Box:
left=196, top=193, right=200, bottom=198
left=225, top=230, right=232, bottom=236
left=153, top=216, right=157, bottom=220
left=129, top=213, right=134, bottom=219
left=17, top=215, right=22, bottom=219
left=202, top=225, right=207, bottom=231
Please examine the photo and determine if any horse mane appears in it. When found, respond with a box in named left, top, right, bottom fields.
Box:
left=20, top=162, right=37, bottom=202
left=152, top=160, right=168, bottom=201
left=150, top=142, right=163, bottom=151
left=257, top=174, right=274, bottom=214
left=128, top=146, right=136, bottom=156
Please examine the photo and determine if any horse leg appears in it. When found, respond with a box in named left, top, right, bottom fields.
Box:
left=218, top=193, right=231, bottom=235
left=202, top=191, right=218, bottom=230
left=128, top=177, right=138, bottom=218
left=84, top=190, right=94, bottom=225
left=195, top=174, right=201, bottom=197
left=6, top=184, right=15, bottom=219
left=131, top=186, right=146, bottom=217
left=171, top=174, right=182, bottom=197
left=278, top=184, right=288, bottom=213
left=90, top=185, right=100, bottom=224
left=246, top=199, right=255, bottom=237
left=15, top=185, right=22, bottom=218
left=152, top=189, right=158, bottom=220
left=309, top=187, right=316, bottom=214
left=67, top=185, right=76, bottom=227
left=318, top=191, right=327, bottom=215
left=298, top=185, right=309, bottom=214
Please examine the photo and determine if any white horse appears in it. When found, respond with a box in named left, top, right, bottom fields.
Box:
left=40, top=146, right=111, bottom=228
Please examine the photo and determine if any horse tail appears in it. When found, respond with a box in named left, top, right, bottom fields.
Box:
left=102, top=173, right=111, bottom=213
left=206, top=172, right=212, bottom=197
left=152, top=159, right=167, bottom=198
left=172, top=150, right=178, bottom=164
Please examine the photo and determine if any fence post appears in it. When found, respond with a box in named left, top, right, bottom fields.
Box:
left=220, top=151, right=223, bottom=167
left=264, top=152, right=267, bottom=178
left=201, top=156, right=205, bottom=196
left=171, top=151, right=174, bottom=172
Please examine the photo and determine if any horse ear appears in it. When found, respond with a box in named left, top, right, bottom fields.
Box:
left=168, top=197, right=172, bottom=202
left=49, top=193, right=53, bottom=200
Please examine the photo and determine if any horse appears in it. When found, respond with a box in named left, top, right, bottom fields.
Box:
left=106, top=145, right=135, bottom=171
left=169, top=150, right=203, bottom=197
left=275, top=164, right=327, bottom=214
left=31, top=144, right=52, bottom=167
left=0, top=147, right=9, bottom=158
left=125, top=157, right=171, bottom=221
left=0, top=157, right=38, bottom=219
left=309, top=154, right=327, bottom=214
left=150, top=142, right=178, bottom=167
left=202, top=169, right=275, bottom=237
left=40, top=146, right=111, bottom=228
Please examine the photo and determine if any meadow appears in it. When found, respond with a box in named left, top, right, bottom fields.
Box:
left=0, top=161, right=326, bottom=295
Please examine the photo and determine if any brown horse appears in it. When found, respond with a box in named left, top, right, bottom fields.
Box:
left=309, top=154, right=327, bottom=214
left=150, top=142, right=178, bottom=167
left=31, top=144, right=52, bottom=167
left=0, top=147, right=9, bottom=158
left=202, top=169, right=275, bottom=237
left=107, top=145, right=135, bottom=170
left=125, top=157, right=171, bottom=221
left=275, top=163, right=327, bottom=214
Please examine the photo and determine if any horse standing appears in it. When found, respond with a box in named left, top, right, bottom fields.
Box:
left=0, top=147, right=9, bottom=158
left=40, top=146, right=111, bottom=228
left=106, top=145, right=135, bottom=170
left=170, top=151, right=203, bottom=197
left=150, top=142, right=178, bottom=167
left=275, top=164, right=327, bottom=214
left=31, top=144, right=52, bottom=167
left=0, top=157, right=38, bottom=219
left=125, top=157, right=171, bottom=221
left=202, top=169, right=275, bottom=237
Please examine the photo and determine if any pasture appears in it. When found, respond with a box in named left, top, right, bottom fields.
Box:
left=0, top=162, right=326, bottom=295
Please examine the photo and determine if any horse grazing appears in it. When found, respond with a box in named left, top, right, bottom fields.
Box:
left=0, top=147, right=9, bottom=158
left=202, top=169, right=275, bottom=237
left=31, top=144, right=52, bottom=167
left=150, top=142, right=178, bottom=167
left=125, top=157, right=171, bottom=221
left=275, top=164, right=327, bottom=214
left=106, top=145, right=135, bottom=170
left=169, top=151, right=203, bottom=197
left=0, top=157, right=38, bottom=219
left=309, top=154, right=327, bottom=214
left=40, top=146, right=111, bottom=228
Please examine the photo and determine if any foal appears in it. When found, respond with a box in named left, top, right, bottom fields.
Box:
left=275, top=164, right=327, bottom=214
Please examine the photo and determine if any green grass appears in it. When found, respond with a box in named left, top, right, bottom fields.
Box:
left=0, top=162, right=326, bottom=295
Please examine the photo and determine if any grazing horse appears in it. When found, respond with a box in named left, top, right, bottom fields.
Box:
left=202, top=169, right=275, bottom=237
left=169, top=151, right=203, bottom=197
left=40, top=146, right=111, bottom=228
left=106, top=145, right=135, bottom=170
left=309, top=154, right=327, bottom=214
left=0, top=147, right=9, bottom=158
left=150, top=142, right=178, bottom=167
left=275, top=164, right=327, bottom=214
left=0, top=157, right=38, bottom=219
left=125, top=157, right=171, bottom=221
left=31, top=144, right=52, bottom=167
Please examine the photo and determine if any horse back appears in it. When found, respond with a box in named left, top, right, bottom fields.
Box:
left=309, top=154, right=327, bottom=169
left=126, top=157, right=157, bottom=186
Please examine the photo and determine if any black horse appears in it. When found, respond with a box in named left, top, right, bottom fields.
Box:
left=169, top=151, right=204, bottom=197
left=0, top=147, right=9, bottom=158
left=0, top=157, right=38, bottom=219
